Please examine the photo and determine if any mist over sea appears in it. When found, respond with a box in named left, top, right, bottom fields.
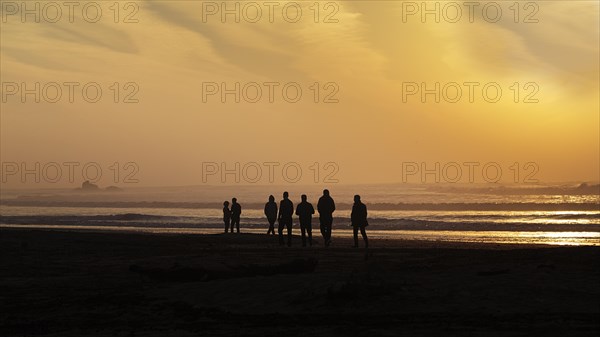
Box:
left=2, top=183, right=599, bottom=246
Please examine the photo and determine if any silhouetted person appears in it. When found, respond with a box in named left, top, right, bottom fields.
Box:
left=295, top=194, right=315, bottom=247
left=231, top=198, right=241, bottom=233
left=278, top=191, right=294, bottom=246
left=264, top=195, right=277, bottom=235
left=317, top=189, right=335, bottom=247
left=223, top=201, right=231, bottom=233
left=351, top=195, right=369, bottom=248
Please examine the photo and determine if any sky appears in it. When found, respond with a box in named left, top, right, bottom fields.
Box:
left=1, top=0, right=599, bottom=188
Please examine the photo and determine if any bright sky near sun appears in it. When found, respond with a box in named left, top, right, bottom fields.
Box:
left=1, top=1, right=598, bottom=187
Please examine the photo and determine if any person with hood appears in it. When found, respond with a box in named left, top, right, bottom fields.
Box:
left=264, top=195, right=278, bottom=235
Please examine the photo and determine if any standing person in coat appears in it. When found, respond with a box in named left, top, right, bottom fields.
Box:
left=351, top=195, right=369, bottom=248
left=230, top=198, right=242, bottom=233
left=295, top=194, right=315, bottom=247
left=278, top=191, right=294, bottom=247
left=317, top=189, right=336, bottom=247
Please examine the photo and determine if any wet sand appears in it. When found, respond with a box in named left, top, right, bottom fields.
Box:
left=1, top=229, right=599, bottom=336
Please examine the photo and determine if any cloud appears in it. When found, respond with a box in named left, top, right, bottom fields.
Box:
left=42, top=23, right=139, bottom=54
left=143, top=1, right=305, bottom=79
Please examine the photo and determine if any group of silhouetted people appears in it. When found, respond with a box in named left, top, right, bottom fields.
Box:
left=222, top=189, right=369, bottom=248
left=222, top=198, right=242, bottom=233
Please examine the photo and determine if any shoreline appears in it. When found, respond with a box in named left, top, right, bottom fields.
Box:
left=3, top=224, right=600, bottom=247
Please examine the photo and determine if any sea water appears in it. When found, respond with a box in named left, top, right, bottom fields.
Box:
left=1, top=184, right=598, bottom=246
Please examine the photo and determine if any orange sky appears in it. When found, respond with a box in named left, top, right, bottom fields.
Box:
left=1, top=1, right=598, bottom=188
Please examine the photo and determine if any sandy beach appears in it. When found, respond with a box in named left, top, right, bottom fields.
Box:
left=1, top=228, right=598, bottom=336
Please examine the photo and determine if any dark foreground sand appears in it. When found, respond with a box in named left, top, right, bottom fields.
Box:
left=1, top=229, right=599, bottom=336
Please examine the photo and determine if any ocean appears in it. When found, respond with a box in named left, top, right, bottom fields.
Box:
left=1, top=183, right=599, bottom=246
